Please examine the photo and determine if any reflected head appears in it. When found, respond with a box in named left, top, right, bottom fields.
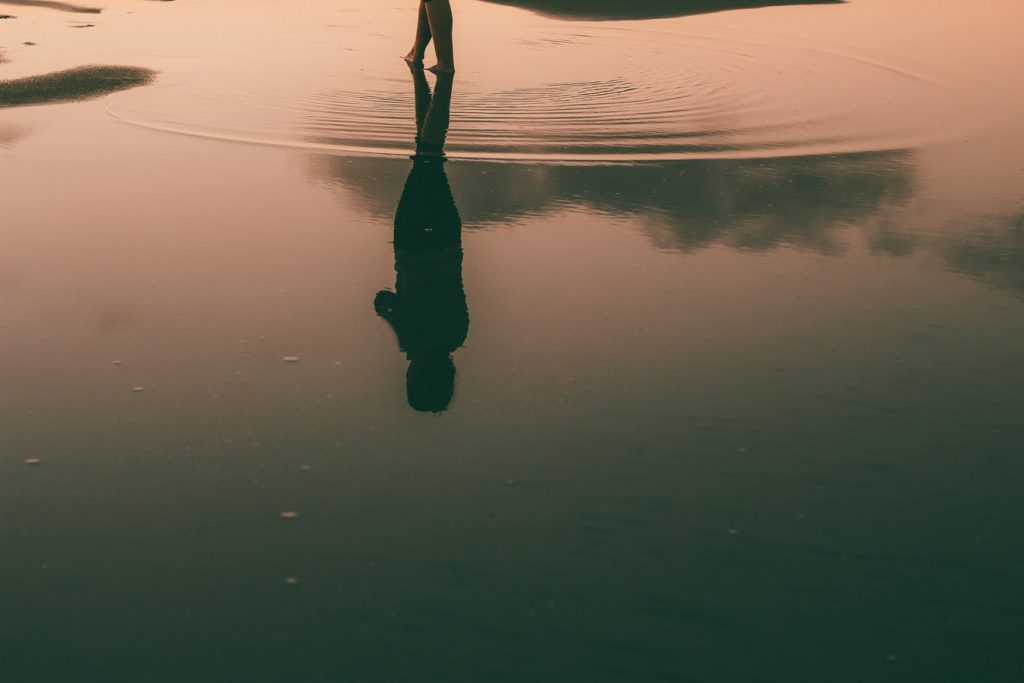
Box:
left=407, top=354, right=457, bottom=413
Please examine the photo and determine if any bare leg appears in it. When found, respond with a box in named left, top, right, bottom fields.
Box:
left=424, top=0, right=455, bottom=74
left=403, top=1, right=431, bottom=67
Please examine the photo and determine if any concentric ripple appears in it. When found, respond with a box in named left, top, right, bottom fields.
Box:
left=110, top=22, right=960, bottom=162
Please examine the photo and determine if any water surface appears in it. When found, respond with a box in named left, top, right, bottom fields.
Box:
left=2, top=1, right=1023, bottom=681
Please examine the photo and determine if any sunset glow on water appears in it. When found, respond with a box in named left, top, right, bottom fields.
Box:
left=2, top=2, right=1023, bottom=681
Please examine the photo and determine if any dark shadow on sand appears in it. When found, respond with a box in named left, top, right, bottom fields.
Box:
left=0, top=65, right=156, bottom=107
left=0, top=0, right=100, bottom=13
left=479, top=0, right=843, bottom=21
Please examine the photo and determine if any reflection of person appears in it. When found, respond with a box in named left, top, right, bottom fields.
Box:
left=403, top=0, right=455, bottom=74
left=375, top=69, right=467, bottom=413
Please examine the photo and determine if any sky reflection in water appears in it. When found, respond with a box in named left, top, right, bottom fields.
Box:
left=2, top=2, right=1024, bottom=682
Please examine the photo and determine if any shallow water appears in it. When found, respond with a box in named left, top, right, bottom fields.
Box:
left=2, top=1, right=1023, bottom=681
left=97, top=1, right=983, bottom=161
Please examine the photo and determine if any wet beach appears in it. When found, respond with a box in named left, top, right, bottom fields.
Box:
left=2, top=1, right=1023, bottom=681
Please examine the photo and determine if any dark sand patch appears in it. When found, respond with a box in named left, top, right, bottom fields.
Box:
left=0, top=1, right=101, bottom=14
left=481, top=0, right=842, bottom=21
left=0, top=65, right=156, bottom=107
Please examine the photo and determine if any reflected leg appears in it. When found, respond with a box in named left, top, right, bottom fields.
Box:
left=410, top=68, right=433, bottom=138
left=419, top=73, right=453, bottom=154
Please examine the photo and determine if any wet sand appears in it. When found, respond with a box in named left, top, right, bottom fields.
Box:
left=0, top=65, right=154, bottom=106
left=2, top=1, right=1023, bottom=682
left=481, top=0, right=845, bottom=21
left=2, top=0, right=101, bottom=11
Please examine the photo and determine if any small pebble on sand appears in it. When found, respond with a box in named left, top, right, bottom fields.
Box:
left=132, top=386, right=144, bottom=392
left=25, top=458, right=42, bottom=465
left=283, top=356, right=300, bottom=363
left=280, top=511, right=299, bottom=519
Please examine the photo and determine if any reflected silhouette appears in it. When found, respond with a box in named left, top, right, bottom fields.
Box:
left=374, top=69, right=467, bottom=413
left=479, top=0, right=843, bottom=21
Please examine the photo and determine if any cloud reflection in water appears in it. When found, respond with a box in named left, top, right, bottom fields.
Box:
left=314, top=151, right=914, bottom=255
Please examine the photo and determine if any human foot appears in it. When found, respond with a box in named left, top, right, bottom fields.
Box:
left=402, top=50, right=424, bottom=68
left=426, top=63, right=455, bottom=75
